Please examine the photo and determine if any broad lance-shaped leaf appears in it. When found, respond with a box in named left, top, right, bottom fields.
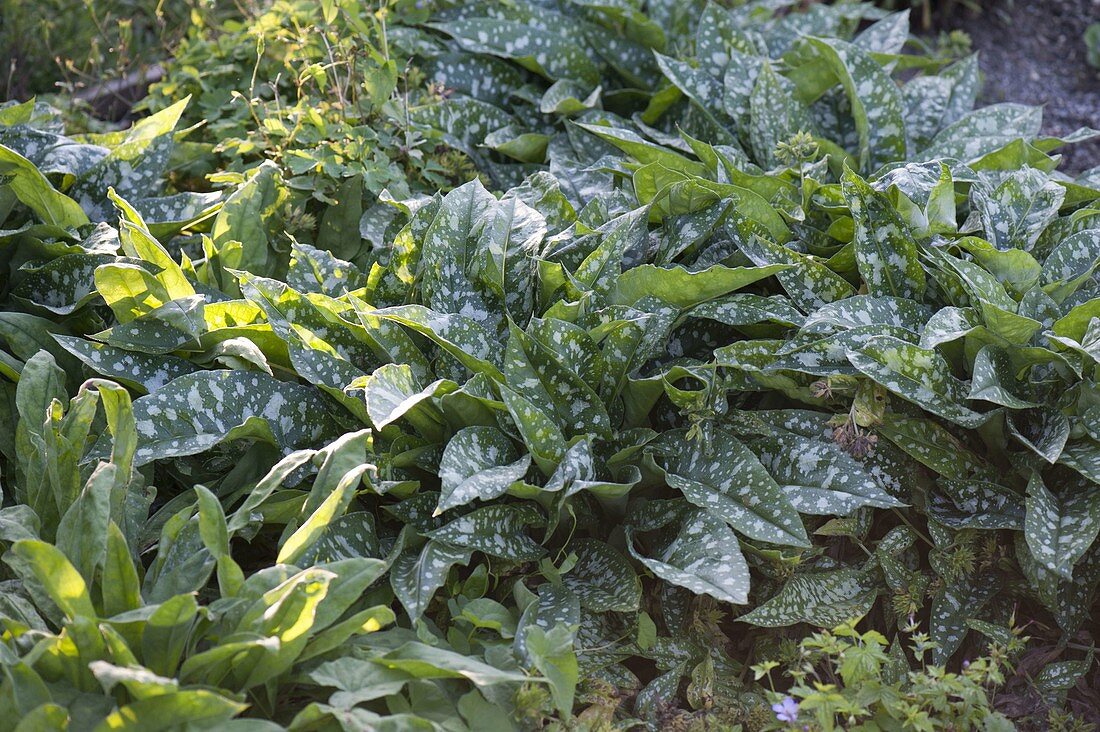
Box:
left=504, top=322, right=611, bottom=438
left=93, top=690, right=247, bottom=730
left=560, top=539, right=640, bottom=612
left=626, top=507, right=750, bottom=605
left=650, top=428, right=809, bottom=547
left=967, top=345, right=1038, bottom=409
left=4, top=539, right=96, bottom=620
left=800, top=295, right=928, bottom=334
left=287, top=240, right=369, bottom=298
left=278, top=464, right=372, bottom=566
left=573, top=123, right=708, bottom=178
left=538, top=437, right=638, bottom=500
left=53, top=335, right=199, bottom=393
left=71, top=97, right=190, bottom=217
left=11, top=253, right=120, bottom=315
left=238, top=273, right=373, bottom=391
left=842, top=169, right=925, bottom=300
left=762, top=324, right=916, bottom=377
left=416, top=179, right=499, bottom=331
left=373, top=304, right=504, bottom=381
left=876, top=415, right=993, bottom=481
left=847, top=335, right=989, bottom=428
left=1025, top=473, right=1100, bottom=580
left=746, top=432, right=902, bottom=515
left=653, top=52, right=735, bottom=140
left=923, top=103, right=1043, bottom=161
left=211, top=161, right=285, bottom=278
left=609, top=263, right=788, bottom=308
left=738, top=568, right=877, bottom=627
left=514, top=584, right=580, bottom=668
left=929, top=572, right=998, bottom=664
left=425, top=51, right=525, bottom=107
left=110, top=189, right=195, bottom=301
left=478, top=194, right=545, bottom=321
left=436, top=426, right=531, bottom=515
left=571, top=207, right=649, bottom=298
left=370, top=642, right=529, bottom=687
left=363, top=362, right=455, bottom=436
left=928, top=479, right=1024, bottom=530
left=118, top=370, right=339, bottom=465
left=1008, top=408, right=1070, bottom=464
left=749, top=62, right=811, bottom=169
left=689, top=294, right=805, bottom=330
left=499, top=385, right=567, bottom=473
left=0, top=143, right=89, bottom=227
left=739, top=235, right=854, bottom=311
left=806, top=38, right=907, bottom=171
left=430, top=17, right=601, bottom=85
left=971, top=167, right=1064, bottom=251
left=427, top=504, right=545, bottom=560
left=391, top=540, right=474, bottom=622
left=1041, top=229, right=1100, bottom=302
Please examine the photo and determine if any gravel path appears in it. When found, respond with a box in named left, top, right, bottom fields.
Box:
left=944, top=0, right=1100, bottom=173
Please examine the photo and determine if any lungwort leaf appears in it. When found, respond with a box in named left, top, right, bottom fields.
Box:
left=125, top=371, right=339, bottom=465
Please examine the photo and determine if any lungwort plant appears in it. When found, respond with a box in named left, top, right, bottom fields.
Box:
left=2, top=0, right=1100, bottom=729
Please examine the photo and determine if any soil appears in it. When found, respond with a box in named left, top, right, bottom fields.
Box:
left=939, top=0, right=1100, bottom=173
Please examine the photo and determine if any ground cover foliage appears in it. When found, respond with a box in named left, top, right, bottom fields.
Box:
left=3, top=0, right=1100, bottom=729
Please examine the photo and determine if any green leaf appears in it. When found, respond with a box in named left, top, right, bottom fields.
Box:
left=437, top=426, right=531, bottom=515
left=505, top=322, right=610, bottom=438
left=460, top=598, right=517, bottom=638
left=73, top=97, right=190, bottom=218
left=364, top=362, right=454, bottom=435
left=747, top=432, right=903, bottom=515
left=431, top=18, right=601, bottom=85
left=1025, top=473, right=1100, bottom=580
left=142, top=593, right=198, bottom=677
left=277, top=464, right=371, bottom=566
left=124, top=370, right=339, bottom=465
left=53, top=336, right=198, bottom=394
left=374, top=305, right=504, bottom=381
left=967, top=345, right=1038, bottom=409
left=972, top=168, right=1065, bottom=251
left=848, top=336, right=989, bottom=428
left=1008, top=408, right=1070, bottom=464
left=92, top=690, right=246, bottom=731
left=610, top=263, right=788, bottom=308
left=211, top=162, right=285, bottom=278
left=525, top=624, right=578, bottom=718
left=11, top=253, right=118, bottom=315
left=391, top=540, right=473, bottom=622
left=924, top=103, right=1043, bottom=161
left=0, top=143, right=89, bottom=227
left=102, top=522, right=142, bottom=616
left=739, top=235, right=855, bottom=311
left=749, top=62, right=811, bottom=169
left=929, top=480, right=1024, bottom=530
left=843, top=169, right=925, bottom=299
left=651, top=428, right=809, bottom=547
left=4, top=539, right=96, bottom=620
left=805, top=38, right=907, bottom=171
left=929, top=573, right=998, bottom=664
left=371, top=642, right=529, bottom=687
left=561, top=539, right=640, bottom=612
left=626, top=506, right=750, bottom=605
left=427, top=505, right=545, bottom=560
left=738, top=568, right=877, bottom=627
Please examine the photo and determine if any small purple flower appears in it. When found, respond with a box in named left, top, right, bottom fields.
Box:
left=772, top=696, right=799, bottom=723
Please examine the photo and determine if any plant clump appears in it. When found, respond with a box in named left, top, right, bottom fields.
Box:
left=1, top=0, right=1100, bottom=729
